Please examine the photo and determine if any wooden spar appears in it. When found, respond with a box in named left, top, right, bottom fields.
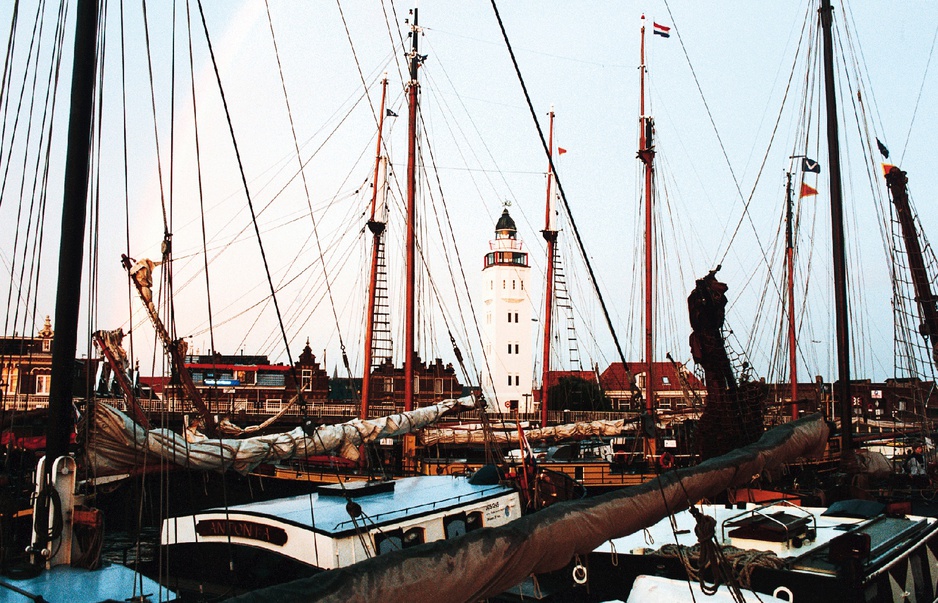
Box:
left=885, top=167, right=938, bottom=369
left=92, top=331, right=150, bottom=429
left=361, top=77, right=390, bottom=420
left=404, top=9, right=420, bottom=412
left=35, top=0, right=98, bottom=563
left=121, top=254, right=215, bottom=434
left=819, top=0, right=852, bottom=453
left=638, top=15, right=656, bottom=458
left=786, top=172, right=799, bottom=419
left=540, top=108, right=558, bottom=426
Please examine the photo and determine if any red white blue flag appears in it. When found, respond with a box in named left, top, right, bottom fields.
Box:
left=653, top=22, right=671, bottom=38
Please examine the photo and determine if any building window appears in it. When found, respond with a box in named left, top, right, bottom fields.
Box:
left=515, top=375, right=520, bottom=386
left=514, top=312, right=519, bottom=322
left=520, top=280, right=524, bottom=290
left=384, top=378, right=394, bottom=393
left=661, top=376, right=670, bottom=385
left=514, top=344, right=519, bottom=354
left=507, top=344, right=512, bottom=355
left=434, top=379, right=444, bottom=394
left=512, top=280, right=516, bottom=289
left=490, top=280, right=493, bottom=289
left=508, top=375, right=512, bottom=387
left=41, top=339, right=51, bottom=352
left=502, top=280, right=506, bottom=289
left=301, top=369, right=312, bottom=391
left=35, top=374, right=50, bottom=395
left=257, top=373, right=285, bottom=387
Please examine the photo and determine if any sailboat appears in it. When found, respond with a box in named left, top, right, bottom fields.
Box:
left=221, top=4, right=938, bottom=602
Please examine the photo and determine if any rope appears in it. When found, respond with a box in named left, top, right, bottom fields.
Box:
left=489, top=0, right=640, bottom=402
left=654, top=542, right=786, bottom=592
left=194, top=0, right=306, bottom=412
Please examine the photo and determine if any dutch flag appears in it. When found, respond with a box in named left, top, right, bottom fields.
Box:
left=653, top=22, right=671, bottom=38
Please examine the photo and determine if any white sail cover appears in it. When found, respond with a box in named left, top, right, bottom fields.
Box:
left=420, top=419, right=629, bottom=446
left=88, top=396, right=477, bottom=477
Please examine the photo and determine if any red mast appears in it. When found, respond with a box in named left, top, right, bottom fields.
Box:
left=540, top=108, right=558, bottom=426
left=638, top=16, right=657, bottom=457
left=361, top=77, right=389, bottom=420
left=786, top=173, right=799, bottom=419
left=404, top=9, right=421, bottom=412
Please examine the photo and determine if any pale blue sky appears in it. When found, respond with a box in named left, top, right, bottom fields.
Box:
left=1, top=1, right=937, bottom=386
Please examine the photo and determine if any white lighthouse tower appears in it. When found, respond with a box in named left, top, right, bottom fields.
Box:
left=481, top=207, right=533, bottom=414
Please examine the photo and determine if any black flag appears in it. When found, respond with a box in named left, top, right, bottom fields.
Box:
left=876, top=137, right=890, bottom=159
left=386, top=108, right=398, bottom=117
left=802, top=157, right=821, bottom=173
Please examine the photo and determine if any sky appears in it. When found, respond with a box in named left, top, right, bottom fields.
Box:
left=1, top=1, right=938, bottom=392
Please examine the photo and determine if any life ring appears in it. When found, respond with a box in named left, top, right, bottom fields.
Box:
left=659, top=451, right=675, bottom=470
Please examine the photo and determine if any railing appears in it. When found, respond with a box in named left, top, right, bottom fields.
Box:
left=1, top=394, right=50, bottom=411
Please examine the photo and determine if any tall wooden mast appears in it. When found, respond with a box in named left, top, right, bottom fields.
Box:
left=361, top=77, right=389, bottom=420
left=35, top=0, right=98, bottom=562
left=786, top=173, right=799, bottom=419
left=404, top=8, right=421, bottom=412
left=820, top=0, right=852, bottom=453
left=638, top=16, right=656, bottom=457
left=885, top=167, right=938, bottom=370
left=540, top=108, right=558, bottom=426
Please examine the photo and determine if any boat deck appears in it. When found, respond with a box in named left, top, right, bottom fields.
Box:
left=177, top=474, right=515, bottom=536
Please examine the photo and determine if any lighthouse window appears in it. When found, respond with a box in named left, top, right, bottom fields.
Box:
left=514, top=344, right=519, bottom=354
left=507, top=375, right=512, bottom=387
left=507, top=312, right=511, bottom=323
left=512, top=280, right=516, bottom=289
left=514, top=312, right=519, bottom=322
left=520, top=280, right=524, bottom=290
left=502, top=280, right=506, bottom=289
left=490, top=280, right=493, bottom=289
left=507, top=344, right=512, bottom=355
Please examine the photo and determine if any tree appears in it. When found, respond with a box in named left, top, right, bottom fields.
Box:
left=548, top=376, right=611, bottom=412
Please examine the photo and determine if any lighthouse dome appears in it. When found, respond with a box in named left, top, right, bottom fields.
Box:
left=495, top=208, right=517, bottom=236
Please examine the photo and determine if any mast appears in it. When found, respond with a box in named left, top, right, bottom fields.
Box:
left=638, top=16, right=656, bottom=457
left=819, top=0, right=852, bottom=453
left=786, top=173, right=798, bottom=419
left=540, top=108, right=558, bottom=426
left=885, top=167, right=938, bottom=369
left=361, top=77, right=390, bottom=420
left=404, top=8, right=421, bottom=412
left=35, top=0, right=98, bottom=562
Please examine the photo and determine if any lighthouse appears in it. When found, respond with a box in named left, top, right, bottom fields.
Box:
left=481, top=207, right=533, bottom=413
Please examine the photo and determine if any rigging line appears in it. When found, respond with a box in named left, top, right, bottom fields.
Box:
left=140, top=0, right=170, bottom=236
left=16, top=1, right=64, bottom=341
left=12, top=6, right=61, bottom=349
left=270, top=0, right=355, bottom=382
left=335, top=0, right=380, bottom=134
left=1, top=1, right=45, bottom=335
left=0, top=0, right=20, bottom=201
left=0, top=0, right=34, bottom=217
left=660, top=0, right=776, bottom=276
left=379, top=0, right=406, bottom=86
left=418, top=97, right=485, bottom=380
left=187, top=0, right=217, bottom=401
left=195, top=0, right=303, bottom=397
left=490, top=0, right=637, bottom=385
left=900, top=22, right=938, bottom=164
left=119, top=0, right=134, bottom=364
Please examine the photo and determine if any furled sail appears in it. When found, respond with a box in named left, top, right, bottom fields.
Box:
left=87, top=396, right=477, bottom=477
left=228, top=414, right=829, bottom=603
left=419, top=419, right=630, bottom=446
